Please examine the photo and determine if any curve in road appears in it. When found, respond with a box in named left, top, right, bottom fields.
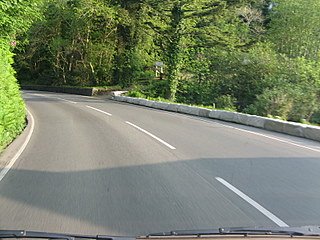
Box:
left=1, top=91, right=320, bottom=236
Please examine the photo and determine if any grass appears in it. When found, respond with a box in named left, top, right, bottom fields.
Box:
left=126, top=94, right=237, bottom=112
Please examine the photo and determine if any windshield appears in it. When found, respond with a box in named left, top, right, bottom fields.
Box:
left=1, top=0, right=320, bottom=238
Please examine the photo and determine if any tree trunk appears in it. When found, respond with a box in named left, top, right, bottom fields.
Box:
left=166, top=3, right=183, bottom=101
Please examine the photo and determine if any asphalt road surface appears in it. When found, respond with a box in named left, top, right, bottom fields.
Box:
left=1, top=90, right=320, bottom=236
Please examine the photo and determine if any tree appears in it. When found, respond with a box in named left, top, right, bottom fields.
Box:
left=16, top=0, right=118, bottom=86
left=144, top=0, right=265, bottom=100
left=0, top=0, right=43, bottom=39
left=267, top=0, right=320, bottom=60
left=0, top=0, right=42, bottom=150
left=111, top=0, right=151, bottom=87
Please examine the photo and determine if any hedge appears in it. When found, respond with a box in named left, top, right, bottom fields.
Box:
left=0, top=40, right=26, bottom=152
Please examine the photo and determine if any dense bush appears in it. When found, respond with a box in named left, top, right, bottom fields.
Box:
left=0, top=0, right=41, bottom=151
left=0, top=41, right=26, bottom=152
left=244, top=56, right=320, bottom=122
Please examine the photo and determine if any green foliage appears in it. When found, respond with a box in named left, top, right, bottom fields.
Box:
left=208, top=42, right=281, bottom=109
left=214, top=95, right=237, bottom=111
left=245, top=84, right=319, bottom=122
left=245, top=86, right=294, bottom=120
left=143, top=80, right=169, bottom=98
left=112, top=0, right=154, bottom=87
left=144, top=0, right=253, bottom=100
left=16, top=0, right=118, bottom=86
left=127, top=90, right=146, bottom=98
left=245, top=57, right=320, bottom=122
left=176, top=78, right=213, bottom=105
left=0, top=0, right=42, bottom=151
left=12, top=0, right=320, bottom=125
left=0, top=41, right=26, bottom=152
left=268, top=0, right=320, bottom=60
left=0, top=0, right=42, bottom=39
left=311, top=112, right=320, bottom=125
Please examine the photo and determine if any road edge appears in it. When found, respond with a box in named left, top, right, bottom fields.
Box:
left=112, top=94, right=320, bottom=143
left=0, top=108, right=35, bottom=182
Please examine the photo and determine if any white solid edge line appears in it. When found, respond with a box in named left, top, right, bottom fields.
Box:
left=81, top=96, right=95, bottom=99
left=125, top=121, right=176, bottom=150
left=55, top=97, right=77, bottom=104
left=170, top=112, right=320, bottom=153
left=0, top=109, right=35, bottom=182
left=29, top=93, right=77, bottom=104
left=216, top=177, right=289, bottom=227
left=212, top=121, right=320, bottom=153
left=86, top=105, right=112, bottom=116
left=122, top=105, right=320, bottom=153
left=32, top=93, right=46, bottom=97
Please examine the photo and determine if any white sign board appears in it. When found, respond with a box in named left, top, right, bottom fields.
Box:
left=155, top=61, right=164, bottom=67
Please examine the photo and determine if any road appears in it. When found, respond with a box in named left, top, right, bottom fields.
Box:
left=1, top=90, right=320, bottom=236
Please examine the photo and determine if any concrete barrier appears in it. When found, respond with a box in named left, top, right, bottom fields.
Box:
left=131, top=98, right=141, bottom=105
left=219, top=111, right=237, bottom=122
left=144, top=100, right=156, bottom=108
left=209, top=110, right=237, bottom=122
left=232, top=112, right=251, bottom=125
left=153, top=102, right=171, bottom=110
left=167, top=104, right=180, bottom=112
left=264, top=118, right=308, bottom=138
left=126, top=97, right=135, bottom=104
left=264, top=118, right=286, bottom=133
left=283, top=122, right=305, bottom=138
left=112, top=91, right=128, bottom=96
left=177, top=105, right=200, bottom=116
left=111, top=95, right=320, bottom=142
left=304, top=126, right=320, bottom=142
left=198, top=108, right=211, bottom=118
left=137, top=99, right=149, bottom=106
left=208, top=110, right=222, bottom=120
left=208, top=110, right=267, bottom=128
left=244, top=115, right=267, bottom=128
left=114, top=96, right=126, bottom=102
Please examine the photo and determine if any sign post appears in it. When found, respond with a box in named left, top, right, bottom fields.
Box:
left=155, top=61, right=164, bottom=80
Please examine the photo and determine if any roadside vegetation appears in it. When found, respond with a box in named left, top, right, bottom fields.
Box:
left=0, top=0, right=41, bottom=152
left=10, top=0, right=320, bottom=126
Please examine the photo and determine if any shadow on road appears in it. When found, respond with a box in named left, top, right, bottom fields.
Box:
left=1, top=157, right=320, bottom=235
